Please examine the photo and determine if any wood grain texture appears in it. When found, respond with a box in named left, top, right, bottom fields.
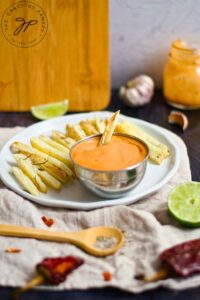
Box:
left=0, top=0, right=110, bottom=111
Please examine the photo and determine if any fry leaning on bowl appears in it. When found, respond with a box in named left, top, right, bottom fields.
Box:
left=70, top=111, right=149, bottom=198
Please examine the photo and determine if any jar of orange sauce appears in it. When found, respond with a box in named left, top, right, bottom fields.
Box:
left=164, top=39, right=200, bottom=109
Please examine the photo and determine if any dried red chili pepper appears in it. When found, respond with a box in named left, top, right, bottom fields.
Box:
left=160, top=238, right=200, bottom=277
left=143, top=238, right=200, bottom=282
left=36, top=256, right=84, bottom=284
left=13, top=256, right=84, bottom=299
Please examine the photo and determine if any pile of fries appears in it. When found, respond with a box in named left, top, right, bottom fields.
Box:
left=10, top=115, right=170, bottom=197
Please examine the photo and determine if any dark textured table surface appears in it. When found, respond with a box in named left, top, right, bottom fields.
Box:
left=0, top=90, right=200, bottom=300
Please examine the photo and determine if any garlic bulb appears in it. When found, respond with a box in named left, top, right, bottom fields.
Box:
left=119, top=75, right=154, bottom=107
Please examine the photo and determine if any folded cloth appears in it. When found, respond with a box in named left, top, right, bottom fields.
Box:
left=0, top=127, right=199, bottom=292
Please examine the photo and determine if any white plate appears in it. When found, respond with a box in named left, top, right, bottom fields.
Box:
left=0, top=111, right=180, bottom=210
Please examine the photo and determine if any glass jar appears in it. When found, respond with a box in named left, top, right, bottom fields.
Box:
left=163, top=39, right=200, bottom=109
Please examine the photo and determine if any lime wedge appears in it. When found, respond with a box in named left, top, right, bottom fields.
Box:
left=168, top=182, right=200, bottom=227
left=31, top=100, right=68, bottom=120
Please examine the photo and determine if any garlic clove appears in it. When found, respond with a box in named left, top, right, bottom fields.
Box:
left=119, top=75, right=154, bottom=107
left=168, top=110, right=188, bottom=131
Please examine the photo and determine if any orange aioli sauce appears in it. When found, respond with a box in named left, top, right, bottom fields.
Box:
left=71, top=135, right=148, bottom=171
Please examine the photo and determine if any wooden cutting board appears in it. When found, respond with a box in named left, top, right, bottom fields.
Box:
left=0, top=0, right=109, bottom=111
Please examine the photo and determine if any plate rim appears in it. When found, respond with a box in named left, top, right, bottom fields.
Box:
left=0, top=111, right=181, bottom=210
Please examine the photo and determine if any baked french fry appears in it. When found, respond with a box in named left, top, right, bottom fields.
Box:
left=35, top=168, right=61, bottom=190
left=32, top=149, right=73, bottom=176
left=99, top=110, right=120, bottom=145
left=29, top=154, right=70, bottom=183
left=14, top=153, right=62, bottom=190
left=66, top=124, right=86, bottom=141
left=91, top=116, right=106, bottom=133
left=11, top=141, right=34, bottom=155
left=10, top=141, right=73, bottom=176
left=115, top=121, right=170, bottom=164
left=30, top=137, right=71, bottom=165
left=79, top=120, right=98, bottom=136
left=14, top=156, right=47, bottom=193
left=116, top=121, right=169, bottom=154
left=11, top=167, right=40, bottom=196
left=39, top=135, right=70, bottom=154
left=116, top=121, right=170, bottom=158
left=51, top=131, right=76, bottom=149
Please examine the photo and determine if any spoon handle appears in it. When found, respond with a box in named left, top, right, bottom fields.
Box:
left=0, top=223, right=81, bottom=244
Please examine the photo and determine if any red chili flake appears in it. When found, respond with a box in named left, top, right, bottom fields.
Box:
left=102, top=271, right=112, bottom=281
left=5, top=247, right=22, bottom=253
left=41, top=216, right=54, bottom=227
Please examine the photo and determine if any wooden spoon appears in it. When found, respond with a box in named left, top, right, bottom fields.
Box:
left=0, top=224, right=124, bottom=257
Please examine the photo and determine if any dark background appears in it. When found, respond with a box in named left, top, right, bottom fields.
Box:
left=0, top=90, right=200, bottom=299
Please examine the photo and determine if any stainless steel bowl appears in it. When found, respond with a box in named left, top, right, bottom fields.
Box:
left=70, top=133, right=149, bottom=199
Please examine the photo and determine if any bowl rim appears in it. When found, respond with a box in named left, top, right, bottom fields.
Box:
left=69, top=133, right=149, bottom=173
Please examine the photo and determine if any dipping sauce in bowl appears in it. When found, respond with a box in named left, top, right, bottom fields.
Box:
left=71, top=135, right=148, bottom=171
left=70, top=133, right=149, bottom=198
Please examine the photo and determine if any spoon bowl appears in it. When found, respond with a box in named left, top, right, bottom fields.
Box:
left=0, top=224, right=124, bottom=257
left=77, top=226, right=124, bottom=256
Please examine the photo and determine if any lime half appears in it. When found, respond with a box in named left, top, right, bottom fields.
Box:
left=168, top=182, right=200, bottom=227
left=31, top=100, right=68, bottom=120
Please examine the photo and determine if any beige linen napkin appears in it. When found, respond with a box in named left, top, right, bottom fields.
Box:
left=0, top=127, right=199, bottom=292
